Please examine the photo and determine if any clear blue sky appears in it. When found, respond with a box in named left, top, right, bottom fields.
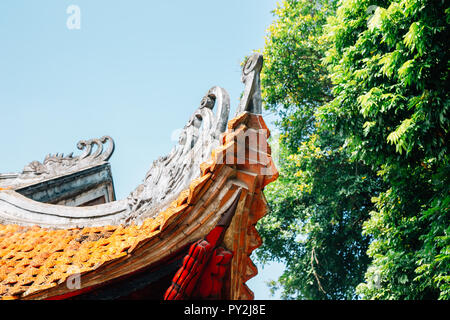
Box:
left=0, top=0, right=283, bottom=299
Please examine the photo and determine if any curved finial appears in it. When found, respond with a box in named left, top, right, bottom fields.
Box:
left=76, top=136, right=115, bottom=162
left=99, top=136, right=115, bottom=161
left=235, top=53, right=263, bottom=115
left=207, top=86, right=230, bottom=136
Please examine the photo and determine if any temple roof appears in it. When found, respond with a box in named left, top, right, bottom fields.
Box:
left=0, top=53, right=278, bottom=300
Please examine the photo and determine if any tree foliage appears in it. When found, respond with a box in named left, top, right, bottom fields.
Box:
left=322, top=0, right=449, bottom=299
left=256, top=0, right=382, bottom=299
left=257, top=0, right=449, bottom=300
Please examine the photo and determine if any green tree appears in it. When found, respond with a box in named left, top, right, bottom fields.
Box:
left=256, top=0, right=382, bottom=299
left=322, top=0, right=449, bottom=299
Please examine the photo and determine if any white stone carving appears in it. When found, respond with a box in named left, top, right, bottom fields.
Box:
left=0, top=53, right=264, bottom=229
left=125, top=86, right=230, bottom=222
left=0, top=136, right=115, bottom=189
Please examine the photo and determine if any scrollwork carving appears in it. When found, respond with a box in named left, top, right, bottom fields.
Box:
left=0, top=53, right=268, bottom=230
left=77, top=135, right=115, bottom=162
left=126, top=86, right=230, bottom=221
left=1, top=136, right=115, bottom=188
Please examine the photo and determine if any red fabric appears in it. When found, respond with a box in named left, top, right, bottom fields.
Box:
left=164, top=226, right=233, bottom=300
left=193, top=247, right=233, bottom=299
left=205, top=226, right=224, bottom=247
left=163, top=239, right=213, bottom=300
